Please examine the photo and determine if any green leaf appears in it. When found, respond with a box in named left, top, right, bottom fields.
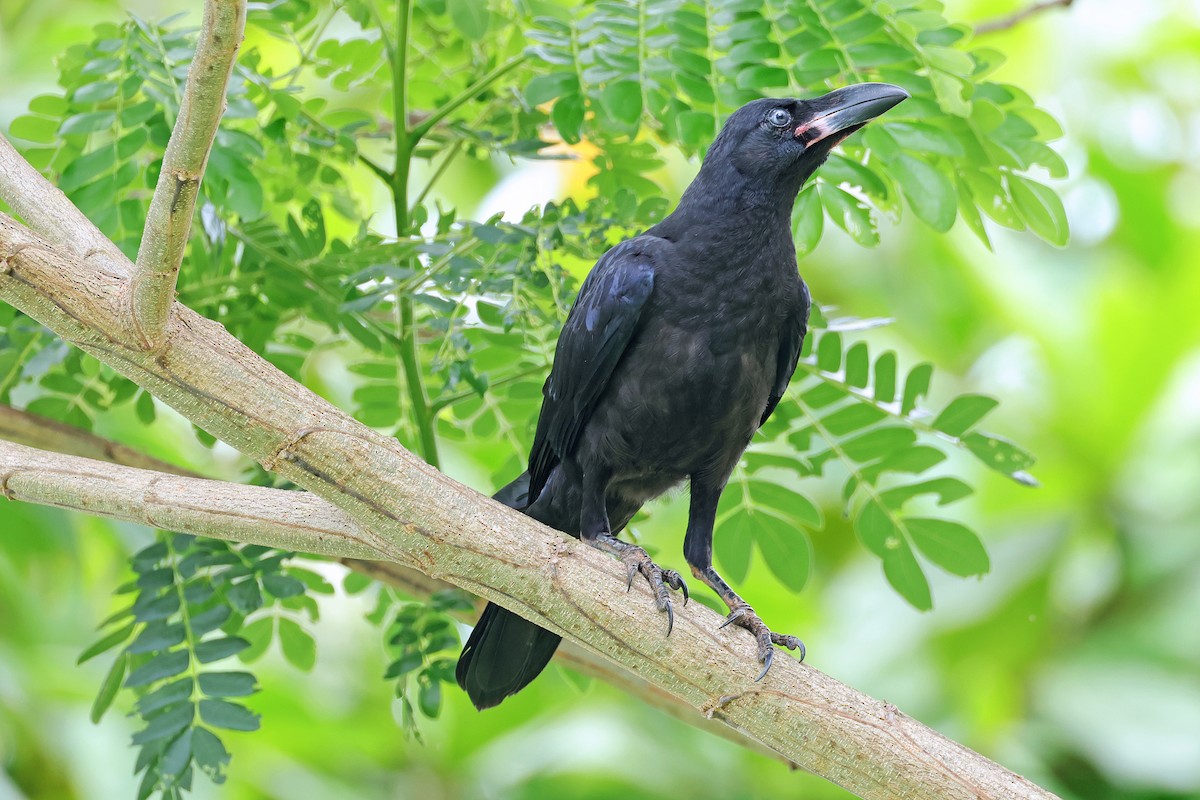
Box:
left=418, top=679, right=442, bottom=719
left=237, top=617, right=273, bottom=663
left=226, top=579, right=263, bottom=613
left=880, top=478, right=973, bottom=508
left=600, top=81, right=642, bottom=127
left=714, top=508, right=754, bottom=584
left=125, top=650, right=189, bottom=688
left=278, top=618, right=316, bottom=671
left=816, top=331, right=841, bottom=372
left=792, top=184, right=824, bottom=257
left=747, top=481, right=823, bottom=527
left=197, top=672, right=259, bottom=698
left=821, top=184, right=880, bottom=247
left=198, top=698, right=260, bottom=732
left=132, top=592, right=180, bottom=623
left=188, top=605, right=231, bottom=637
left=128, top=621, right=186, bottom=655
left=136, top=677, right=194, bottom=717
left=160, top=728, right=193, bottom=778
left=59, top=111, right=116, bottom=135
left=384, top=649, right=424, bottom=679
left=874, top=351, right=897, bottom=403
left=839, top=426, right=917, bottom=462
left=963, top=433, right=1039, bottom=484
left=194, top=637, right=250, bottom=664
left=343, top=572, right=373, bottom=595
left=79, top=622, right=135, bottom=664
left=754, top=513, right=811, bottom=592
left=855, top=498, right=896, bottom=557
left=676, top=110, right=714, bottom=150
left=821, top=403, right=887, bottom=435
left=551, top=94, right=585, bottom=144
left=901, top=363, right=933, bottom=414
left=869, top=446, right=947, bottom=477
left=8, top=114, right=59, bottom=142
left=892, top=153, right=956, bottom=232
left=191, top=728, right=231, bottom=783
left=882, top=539, right=932, bottom=610
left=91, top=651, right=128, bottom=723
left=932, top=394, right=998, bottom=437
left=1010, top=175, right=1069, bottom=246
left=886, top=122, right=965, bottom=157
left=525, top=72, right=578, bottom=106
left=131, top=701, right=194, bottom=745
left=845, top=342, right=869, bottom=387
left=262, top=573, right=305, bottom=599
left=907, top=518, right=990, bottom=577
left=446, top=0, right=490, bottom=40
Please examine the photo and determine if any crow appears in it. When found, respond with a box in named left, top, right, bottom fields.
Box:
left=456, top=83, right=909, bottom=710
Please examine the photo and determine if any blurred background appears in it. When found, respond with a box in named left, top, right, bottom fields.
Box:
left=3, top=0, right=1200, bottom=799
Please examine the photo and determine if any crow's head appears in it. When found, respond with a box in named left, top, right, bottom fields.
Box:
left=710, top=83, right=909, bottom=188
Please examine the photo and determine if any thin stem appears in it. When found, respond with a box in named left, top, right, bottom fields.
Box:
left=976, top=0, right=1074, bottom=34
left=410, top=139, right=464, bottom=214
left=407, top=55, right=526, bottom=146
left=0, top=330, right=43, bottom=398
left=430, top=364, right=545, bottom=415
left=382, top=0, right=439, bottom=468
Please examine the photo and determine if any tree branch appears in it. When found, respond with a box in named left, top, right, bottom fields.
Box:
left=131, top=0, right=247, bottom=349
left=0, top=437, right=793, bottom=767
left=0, top=399, right=768, bottom=753
left=0, top=135, right=128, bottom=273
left=976, top=0, right=1075, bottom=35
left=0, top=403, right=197, bottom=476
left=0, top=207, right=1058, bottom=799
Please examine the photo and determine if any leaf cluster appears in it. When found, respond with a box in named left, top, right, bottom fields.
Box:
left=344, top=574, right=473, bottom=738
left=714, top=309, right=1035, bottom=607
left=82, top=534, right=326, bottom=799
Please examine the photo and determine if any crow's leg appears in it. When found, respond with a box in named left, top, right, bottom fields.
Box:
left=576, top=464, right=687, bottom=635
left=684, top=478, right=805, bottom=680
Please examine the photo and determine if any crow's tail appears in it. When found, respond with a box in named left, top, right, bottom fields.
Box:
left=455, top=472, right=564, bottom=710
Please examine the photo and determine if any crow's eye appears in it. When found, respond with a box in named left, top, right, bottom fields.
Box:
left=767, top=108, right=791, bottom=128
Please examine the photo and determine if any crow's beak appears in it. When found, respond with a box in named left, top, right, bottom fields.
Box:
left=795, top=83, right=909, bottom=146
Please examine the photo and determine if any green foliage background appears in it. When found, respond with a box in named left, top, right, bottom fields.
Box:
left=1, top=1, right=1199, bottom=799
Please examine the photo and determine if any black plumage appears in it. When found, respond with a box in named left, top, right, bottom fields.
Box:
left=457, top=83, right=908, bottom=710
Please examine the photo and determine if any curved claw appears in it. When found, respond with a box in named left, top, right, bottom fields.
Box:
left=718, top=607, right=747, bottom=630
left=678, top=577, right=689, bottom=607
left=665, top=599, right=674, bottom=637
left=755, top=648, right=774, bottom=682
left=626, top=563, right=638, bottom=591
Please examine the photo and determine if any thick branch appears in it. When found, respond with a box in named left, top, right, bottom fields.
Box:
left=131, top=0, right=247, bottom=348
left=976, top=0, right=1074, bottom=34
left=0, top=438, right=791, bottom=767
left=0, top=211, right=1057, bottom=800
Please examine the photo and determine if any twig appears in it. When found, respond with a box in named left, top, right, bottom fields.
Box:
left=976, top=0, right=1075, bottom=34
left=131, top=0, right=247, bottom=349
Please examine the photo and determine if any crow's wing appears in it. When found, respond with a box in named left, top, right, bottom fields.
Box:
left=760, top=280, right=811, bottom=427
left=527, top=239, right=657, bottom=503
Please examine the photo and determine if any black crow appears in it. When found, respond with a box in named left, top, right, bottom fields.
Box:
left=457, top=83, right=909, bottom=710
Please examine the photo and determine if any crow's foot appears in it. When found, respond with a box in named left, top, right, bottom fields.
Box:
left=719, top=604, right=805, bottom=681
left=587, top=534, right=688, bottom=635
